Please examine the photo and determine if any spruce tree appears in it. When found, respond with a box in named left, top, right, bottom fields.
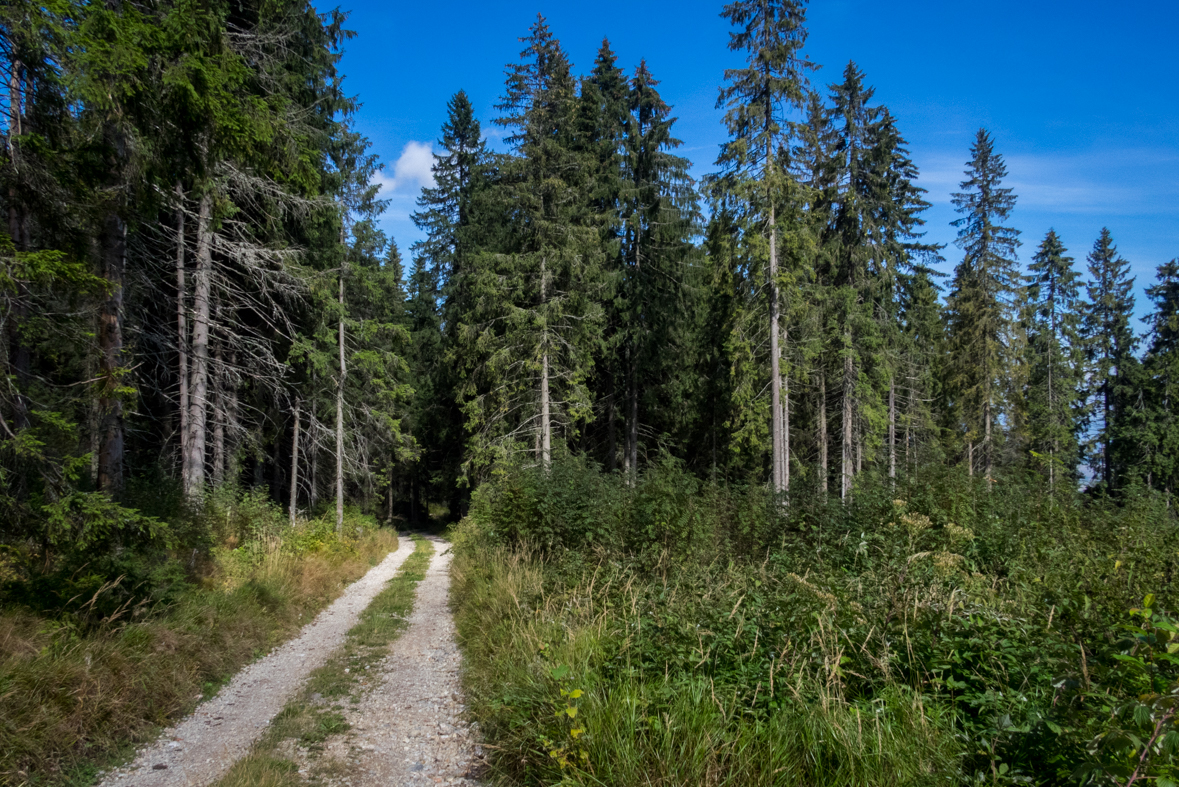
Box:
left=1082, top=228, right=1138, bottom=490
left=1143, top=259, right=1179, bottom=494
left=411, top=90, right=486, bottom=512
left=1024, top=230, right=1084, bottom=488
left=813, top=64, right=935, bottom=496
left=403, top=251, right=440, bottom=521
left=458, top=16, right=604, bottom=474
left=944, top=129, right=1021, bottom=479
left=578, top=40, right=629, bottom=472
left=714, top=0, right=814, bottom=495
left=792, top=90, right=837, bottom=493
left=825, top=65, right=882, bottom=497
left=695, top=207, right=742, bottom=481
left=617, top=60, right=698, bottom=477
left=898, top=263, right=945, bottom=471
left=413, top=91, right=486, bottom=314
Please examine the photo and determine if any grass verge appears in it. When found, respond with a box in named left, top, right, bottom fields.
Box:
left=213, top=536, right=434, bottom=787
left=0, top=520, right=398, bottom=787
left=449, top=538, right=955, bottom=787
left=448, top=458, right=1179, bottom=786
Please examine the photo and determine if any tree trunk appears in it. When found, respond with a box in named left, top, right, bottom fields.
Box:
left=841, top=340, right=854, bottom=501
left=888, top=377, right=896, bottom=485
left=225, top=349, right=238, bottom=482
left=783, top=330, right=790, bottom=495
left=89, top=353, right=100, bottom=481
left=310, top=414, right=318, bottom=510
left=984, top=398, right=992, bottom=480
left=905, top=381, right=913, bottom=472
left=253, top=448, right=264, bottom=488
left=967, top=441, right=973, bottom=477
left=1048, top=331, right=1055, bottom=492
left=386, top=463, right=394, bottom=524
left=185, top=193, right=212, bottom=498
left=289, top=399, right=300, bottom=527
left=176, top=185, right=189, bottom=479
left=336, top=250, right=346, bottom=534
left=6, top=59, right=30, bottom=432
left=769, top=202, right=784, bottom=495
left=622, top=352, right=632, bottom=478
left=1103, top=383, right=1111, bottom=488
left=211, top=334, right=224, bottom=486
left=627, top=354, right=637, bottom=478
left=856, top=421, right=863, bottom=474
left=627, top=222, right=641, bottom=481
left=6, top=279, right=29, bottom=431
left=606, top=392, right=616, bottom=473
left=818, top=371, right=828, bottom=496
left=541, top=350, right=551, bottom=468
left=97, top=212, right=126, bottom=494
left=539, top=256, right=551, bottom=470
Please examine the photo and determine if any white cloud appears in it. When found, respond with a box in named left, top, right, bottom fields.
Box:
left=375, top=141, right=436, bottom=197
left=914, top=148, right=1179, bottom=217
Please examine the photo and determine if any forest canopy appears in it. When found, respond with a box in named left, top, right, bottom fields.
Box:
left=2, top=0, right=1171, bottom=528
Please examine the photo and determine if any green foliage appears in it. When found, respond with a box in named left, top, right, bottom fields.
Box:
left=1083, top=228, right=1140, bottom=491
left=453, top=460, right=1179, bottom=786
left=1024, top=229, right=1085, bottom=483
left=456, top=17, right=608, bottom=475
left=0, top=494, right=398, bottom=787
left=1075, top=598, right=1179, bottom=785
left=944, top=128, right=1023, bottom=475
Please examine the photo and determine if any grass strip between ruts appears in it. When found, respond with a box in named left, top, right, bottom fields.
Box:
left=214, top=536, right=434, bottom=787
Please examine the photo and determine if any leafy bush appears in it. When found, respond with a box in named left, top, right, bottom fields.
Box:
left=452, top=458, right=1179, bottom=786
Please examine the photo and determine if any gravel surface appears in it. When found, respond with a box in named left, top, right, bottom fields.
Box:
left=305, top=536, right=486, bottom=786
left=96, top=538, right=417, bottom=787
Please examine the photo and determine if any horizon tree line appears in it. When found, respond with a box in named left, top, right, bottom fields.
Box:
left=2, top=0, right=1176, bottom=550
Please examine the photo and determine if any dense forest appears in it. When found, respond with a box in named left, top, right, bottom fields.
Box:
left=3, top=0, right=1176, bottom=528
left=3, top=0, right=1179, bottom=785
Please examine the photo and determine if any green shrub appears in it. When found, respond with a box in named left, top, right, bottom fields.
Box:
left=452, top=460, right=1179, bottom=786
left=0, top=486, right=399, bottom=787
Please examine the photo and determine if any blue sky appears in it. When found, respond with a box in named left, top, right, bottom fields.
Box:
left=337, top=0, right=1178, bottom=320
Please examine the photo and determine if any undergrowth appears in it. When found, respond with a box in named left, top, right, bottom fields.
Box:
left=450, top=456, right=1179, bottom=787
left=215, top=536, right=434, bottom=787
left=0, top=486, right=398, bottom=787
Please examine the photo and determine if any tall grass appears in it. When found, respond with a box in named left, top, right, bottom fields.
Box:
left=0, top=488, right=398, bottom=787
left=450, top=457, right=1179, bottom=786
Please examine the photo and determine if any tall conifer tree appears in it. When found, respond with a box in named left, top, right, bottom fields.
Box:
left=617, top=61, right=697, bottom=477
left=1143, top=259, right=1179, bottom=494
left=578, top=40, right=629, bottom=472
left=412, top=90, right=486, bottom=510
left=1082, top=228, right=1137, bottom=490
left=1024, top=230, right=1084, bottom=488
left=898, top=264, right=945, bottom=470
left=813, top=65, right=934, bottom=495
left=944, top=129, right=1021, bottom=479
left=714, top=0, right=814, bottom=495
left=458, top=17, right=604, bottom=473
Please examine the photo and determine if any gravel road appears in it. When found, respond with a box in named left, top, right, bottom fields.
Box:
left=96, top=538, right=418, bottom=787
left=305, top=536, right=485, bottom=786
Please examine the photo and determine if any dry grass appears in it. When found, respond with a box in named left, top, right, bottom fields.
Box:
left=213, top=537, right=434, bottom=787
left=0, top=528, right=398, bottom=787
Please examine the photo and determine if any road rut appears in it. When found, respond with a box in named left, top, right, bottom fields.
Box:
left=97, top=538, right=418, bottom=787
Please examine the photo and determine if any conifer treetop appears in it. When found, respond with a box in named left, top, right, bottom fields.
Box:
left=715, top=0, right=816, bottom=177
